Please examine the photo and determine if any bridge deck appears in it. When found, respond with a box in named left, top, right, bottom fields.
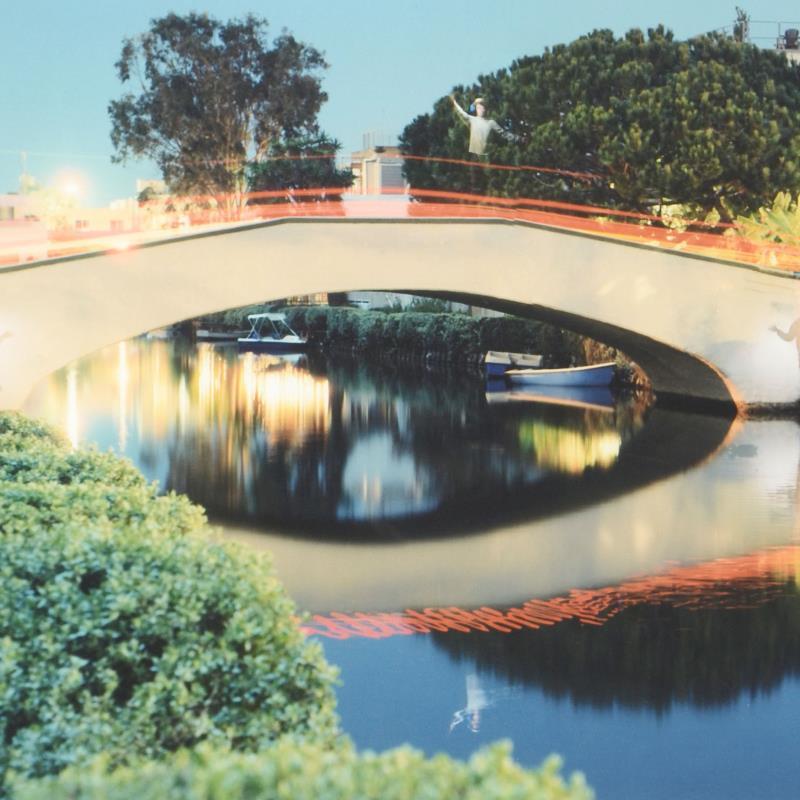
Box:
left=1, top=199, right=798, bottom=412
left=3, top=192, right=800, bottom=277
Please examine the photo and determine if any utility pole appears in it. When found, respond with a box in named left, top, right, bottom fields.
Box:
left=19, top=150, right=29, bottom=194
left=733, top=7, right=751, bottom=43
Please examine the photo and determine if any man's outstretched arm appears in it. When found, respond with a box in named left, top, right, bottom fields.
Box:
left=771, top=318, right=800, bottom=341
left=450, top=94, right=470, bottom=123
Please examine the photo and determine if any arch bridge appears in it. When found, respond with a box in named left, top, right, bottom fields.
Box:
left=1, top=204, right=798, bottom=412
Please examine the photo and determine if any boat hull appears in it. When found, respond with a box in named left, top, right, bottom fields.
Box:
left=505, top=362, right=615, bottom=388
left=197, top=330, right=241, bottom=342
left=237, top=337, right=307, bottom=353
left=486, top=361, right=511, bottom=378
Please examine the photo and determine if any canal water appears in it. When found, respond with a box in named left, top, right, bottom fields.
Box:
left=24, top=337, right=800, bottom=800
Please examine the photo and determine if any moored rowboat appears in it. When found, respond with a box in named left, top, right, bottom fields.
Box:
left=504, top=361, right=615, bottom=388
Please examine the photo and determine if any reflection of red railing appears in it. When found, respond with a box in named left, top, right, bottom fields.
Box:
left=299, top=545, right=800, bottom=640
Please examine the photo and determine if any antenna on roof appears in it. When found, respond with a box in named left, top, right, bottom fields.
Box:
left=733, top=6, right=750, bottom=43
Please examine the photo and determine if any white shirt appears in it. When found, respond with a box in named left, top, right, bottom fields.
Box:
left=452, top=100, right=512, bottom=155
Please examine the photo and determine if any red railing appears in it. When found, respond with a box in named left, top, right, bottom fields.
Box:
left=2, top=154, right=799, bottom=273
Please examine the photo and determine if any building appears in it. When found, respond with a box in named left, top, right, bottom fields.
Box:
left=733, top=14, right=800, bottom=64
left=0, top=194, right=47, bottom=264
left=0, top=192, right=30, bottom=221
left=774, top=26, right=800, bottom=64
left=349, top=132, right=407, bottom=196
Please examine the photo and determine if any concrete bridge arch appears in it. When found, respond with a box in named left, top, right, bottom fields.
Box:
left=1, top=216, right=798, bottom=411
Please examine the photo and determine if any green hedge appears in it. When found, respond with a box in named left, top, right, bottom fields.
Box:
left=0, top=412, right=338, bottom=791
left=12, top=739, right=593, bottom=800
left=193, top=302, right=588, bottom=365
left=195, top=303, right=276, bottom=331
left=0, top=411, right=594, bottom=799
left=281, top=305, right=585, bottom=365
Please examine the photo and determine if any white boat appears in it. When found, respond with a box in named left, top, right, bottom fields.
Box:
left=237, top=313, right=307, bottom=352
left=484, top=350, right=543, bottom=378
left=196, top=329, right=243, bottom=342
left=504, top=361, right=616, bottom=388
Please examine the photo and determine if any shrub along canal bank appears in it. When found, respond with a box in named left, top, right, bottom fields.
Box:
left=197, top=302, right=647, bottom=385
left=0, top=410, right=593, bottom=800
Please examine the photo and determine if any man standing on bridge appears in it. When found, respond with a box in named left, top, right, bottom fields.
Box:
left=449, top=95, right=517, bottom=156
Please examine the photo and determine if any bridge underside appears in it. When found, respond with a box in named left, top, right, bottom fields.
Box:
left=422, top=291, right=738, bottom=413
left=0, top=218, right=797, bottom=411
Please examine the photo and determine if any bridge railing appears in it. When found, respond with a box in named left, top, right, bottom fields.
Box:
left=2, top=154, right=799, bottom=275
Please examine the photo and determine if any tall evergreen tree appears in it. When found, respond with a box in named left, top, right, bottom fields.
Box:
left=401, top=27, right=800, bottom=219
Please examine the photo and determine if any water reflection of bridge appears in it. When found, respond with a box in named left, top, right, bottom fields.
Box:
left=27, top=338, right=798, bottom=615
left=428, top=545, right=800, bottom=713
left=302, top=544, right=800, bottom=712
left=25, top=339, right=733, bottom=542
left=2, top=194, right=799, bottom=411
left=300, top=544, right=800, bottom=640
left=232, top=412, right=799, bottom=612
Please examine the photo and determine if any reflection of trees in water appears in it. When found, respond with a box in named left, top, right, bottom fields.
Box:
left=310, top=357, right=650, bottom=524
left=160, top=348, right=731, bottom=539
left=431, top=580, right=800, bottom=713
left=166, top=377, right=342, bottom=525
left=173, top=353, right=643, bottom=531
left=165, top=354, right=496, bottom=530
left=33, top=340, right=731, bottom=538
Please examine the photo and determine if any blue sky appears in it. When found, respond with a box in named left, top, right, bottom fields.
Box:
left=2, top=1, right=797, bottom=203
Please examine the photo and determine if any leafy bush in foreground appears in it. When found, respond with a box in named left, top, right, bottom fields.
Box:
left=0, top=412, right=338, bottom=790
left=13, top=739, right=593, bottom=800
left=0, top=411, right=594, bottom=800
left=0, top=413, right=203, bottom=538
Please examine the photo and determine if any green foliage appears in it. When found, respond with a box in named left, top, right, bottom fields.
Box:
left=0, top=412, right=63, bottom=446
left=136, top=186, right=159, bottom=205
left=282, top=305, right=585, bottom=365
left=401, top=26, right=800, bottom=218
left=407, top=296, right=455, bottom=314
left=734, top=191, right=800, bottom=245
left=0, top=417, right=596, bottom=800
left=0, top=412, right=338, bottom=791
left=13, top=739, right=593, bottom=800
left=247, top=134, right=353, bottom=200
left=109, top=13, right=328, bottom=208
left=197, top=302, right=282, bottom=331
